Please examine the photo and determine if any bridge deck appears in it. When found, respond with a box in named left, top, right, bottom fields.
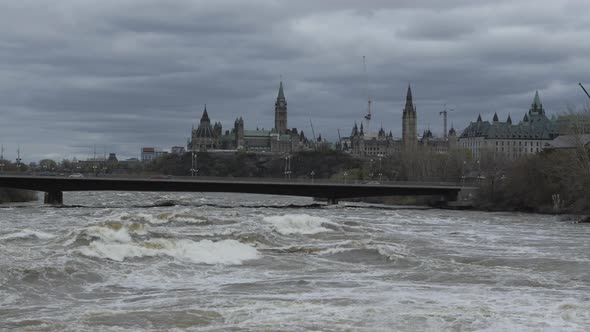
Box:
left=0, top=175, right=473, bottom=204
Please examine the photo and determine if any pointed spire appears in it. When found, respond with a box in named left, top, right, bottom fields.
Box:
left=360, top=122, right=364, bottom=136
left=477, top=114, right=482, bottom=122
left=493, top=112, right=499, bottom=122
left=507, top=114, right=512, bottom=124
left=533, top=90, right=541, bottom=107
left=523, top=113, right=529, bottom=122
left=277, top=81, right=285, bottom=100
left=200, top=104, right=210, bottom=124
left=530, top=90, right=544, bottom=115
left=403, top=84, right=415, bottom=114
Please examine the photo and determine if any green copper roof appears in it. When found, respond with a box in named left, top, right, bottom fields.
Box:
left=278, top=81, right=285, bottom=100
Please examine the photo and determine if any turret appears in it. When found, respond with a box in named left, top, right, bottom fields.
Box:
left=529, top=90, right=544, bottom=115
left=448, top=125, right=457, bottom=149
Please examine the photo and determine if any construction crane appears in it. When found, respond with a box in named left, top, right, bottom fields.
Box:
left=439, top=105, right=455, bottom=140
left=309, top=118, right=317, bottom=151
left=579, top=83, right=590, bottom=100
left=362, top=56, right=372, bottom=134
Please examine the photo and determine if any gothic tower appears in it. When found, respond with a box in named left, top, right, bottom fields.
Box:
left=402, top=85, right=417, bottom=150
left=274, top=81, right=288, bottom=134
left=234, top=117, right=244, bottom=149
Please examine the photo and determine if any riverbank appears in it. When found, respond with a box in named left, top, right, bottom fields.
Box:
left=0, top=188, right=37, bottom=203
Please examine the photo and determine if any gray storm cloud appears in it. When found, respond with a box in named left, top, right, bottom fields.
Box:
left=0, top=0, right=589, bottom=161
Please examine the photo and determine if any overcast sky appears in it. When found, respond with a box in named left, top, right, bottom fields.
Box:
left=1, top=0, right=590, bottom=162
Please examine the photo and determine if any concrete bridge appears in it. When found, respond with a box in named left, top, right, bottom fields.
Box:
left=0, top=175, right=470, bottom=205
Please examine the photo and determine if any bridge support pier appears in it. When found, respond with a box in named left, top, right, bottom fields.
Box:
left=444, top=191, right=459, bottom=202
left=326, top=197, right=339, bottom=205
left=44, top=191, right=63, bottom=205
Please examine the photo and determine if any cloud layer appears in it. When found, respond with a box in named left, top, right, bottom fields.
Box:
left=1, top=0, right=589, bottom=161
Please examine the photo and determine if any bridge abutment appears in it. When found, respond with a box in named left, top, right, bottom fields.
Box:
left=44, top=191, right=63, bottom=205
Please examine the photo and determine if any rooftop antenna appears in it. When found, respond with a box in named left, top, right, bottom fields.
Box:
left=0, top=144, right=4, bottom=160
left=579, top=83, right=590, bottom=100
left=363, top=56, right=372, bottom=134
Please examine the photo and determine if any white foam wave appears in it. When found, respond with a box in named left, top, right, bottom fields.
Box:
left=84, top=225, right=134, bottom=243
left=77, top=225, right=257, bottom=264
left=263, top=214, right=335, bottom=235
left=0, top=229, right=56, bottom=241
left=105, top=210, right=209, bottom=225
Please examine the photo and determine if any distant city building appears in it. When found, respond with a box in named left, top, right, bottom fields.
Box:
left=459, top=91, right=559, bottom=160
left=188, top=81, right=308, bottom=154
left=107, top=153, right=118, bottom=162
left=121, top=158, right=140, bottom=164
left=171, top=146, right=186, bottom=154
left=141, top=147, right=167, bottom=162
left=346, top=85, right=453, bottom=158
left=545, top=134, right=590, bottom=150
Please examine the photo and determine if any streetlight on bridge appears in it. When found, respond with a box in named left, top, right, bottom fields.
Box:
left=377, top=153, right=384, bottom=182
left=310, top=170, right=315, bottom=184
left=284, top=154, right=292, bottom=180
left=190, top=151, right=198, bottom=176
left=343, top=171, right=348, bottom=184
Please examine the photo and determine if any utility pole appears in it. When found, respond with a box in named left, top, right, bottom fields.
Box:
left=439, top=105, right=455, bottom=140
left=16, top=145, right=22, bottom=172
left=579, top=83, right=590, bottom=100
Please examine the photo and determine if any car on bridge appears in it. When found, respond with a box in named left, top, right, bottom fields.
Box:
left=68, top=173, right=84, bottom=178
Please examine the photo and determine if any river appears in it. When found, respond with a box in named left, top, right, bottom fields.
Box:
left=1, top=192, right=589, bottom=331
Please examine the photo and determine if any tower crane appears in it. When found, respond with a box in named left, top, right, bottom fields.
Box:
left=439, top=105, right=455, bottom=140
left=579, top=83, right=590, bottom=100
left=309, top=118, right=317, bottom=151
left=362, top=56, right=372, bottom=134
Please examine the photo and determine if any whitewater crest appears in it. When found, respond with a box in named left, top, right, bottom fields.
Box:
left=75, top=224, right=257, bottom=265
left=0, top=229, right=57, bottom=241
left=105, top=210, right=210, bottom=225
left=263, top=214, right=336, bottom=235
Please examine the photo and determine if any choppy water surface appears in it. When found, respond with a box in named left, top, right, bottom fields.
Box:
left=1, top=192, right=589, bottom=331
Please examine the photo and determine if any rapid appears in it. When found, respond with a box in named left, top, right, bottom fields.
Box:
left=1, top=191, right=589, bottom=331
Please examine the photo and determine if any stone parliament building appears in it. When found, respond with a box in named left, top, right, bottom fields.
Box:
left=344, top=85, right=457, bottom=158
left=188, top=82, right=307, bottom=154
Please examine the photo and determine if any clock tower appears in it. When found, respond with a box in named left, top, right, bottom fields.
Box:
left=274, top=81, right=288, bottom=134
